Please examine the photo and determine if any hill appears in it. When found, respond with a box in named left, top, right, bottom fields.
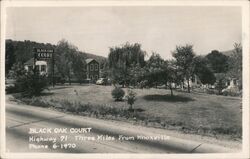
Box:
left=5, top=39, right=107, bottom=75
left=221, top=49, right=234, bottom=56
left=79, top=51, right=107, bottom=63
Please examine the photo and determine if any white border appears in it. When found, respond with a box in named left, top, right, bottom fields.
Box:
left=1, top=1, right=249, bottom=159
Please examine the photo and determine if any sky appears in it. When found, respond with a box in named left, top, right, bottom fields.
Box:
left=6, top=6, right=241, bottom=59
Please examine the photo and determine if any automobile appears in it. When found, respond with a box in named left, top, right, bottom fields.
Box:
left=96, top=78, right=106, bottom=85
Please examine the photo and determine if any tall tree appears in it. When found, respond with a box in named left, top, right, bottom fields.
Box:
left=162, top=60, right=179, bottom=96
left=108, top=42, right=146, bottom=87
left=172, top=44, right=195, bottom=93
left=193, top=56, right=216, bottom=85
left=71, top=53, right=87, bottom=84
left=55, top=39, right=86, bottom=85
left=144, top=53, right=165, bottom=88
left=5, top=40, right=16, bottom=76
left=227, top=43, right=242, bottom=89
left=206, top=50, right=229, bottom=73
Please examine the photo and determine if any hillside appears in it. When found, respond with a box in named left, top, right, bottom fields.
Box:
left=79, top=51, right=107, bottom=63
left=221, top=49, right=234, bottom=56
left=5, top=39, right=107, bottom=74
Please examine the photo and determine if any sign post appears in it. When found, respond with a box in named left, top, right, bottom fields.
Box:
left=34, top=48, right=55, bottom=87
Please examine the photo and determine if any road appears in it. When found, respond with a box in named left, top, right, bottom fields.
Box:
left=5, top=97, right=239, bottom=153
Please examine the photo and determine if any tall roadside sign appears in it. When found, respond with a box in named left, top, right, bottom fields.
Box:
left=34, top=48, right=55, bottom=87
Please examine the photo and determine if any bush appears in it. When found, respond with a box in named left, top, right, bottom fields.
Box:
left=126, top=89, right=136, bottom=110
left=205, top=88, right=218, bottom=95
left=15, top=70, right=48, bottom=97
left=111, top=87, right=125, bottom=101
left=222, top=87, right=241, bottom=97
left=6, top=85, right=17, bottom=94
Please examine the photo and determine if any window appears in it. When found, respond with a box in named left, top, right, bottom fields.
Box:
left=233, top=79, right=237, bottom=85
left=35, top=65, right=39, bottom=72
left=95, top=64, right=98, bottom=71
left=41, top=65, right=46, bottom=72
left=90, top=64, right=93, bottom=71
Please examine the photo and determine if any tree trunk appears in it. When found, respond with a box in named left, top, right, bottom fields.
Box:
left=187, top=79, right=190, bottom=93
left=182, top=81, right=184, bottom=91
left=68, top=74, right=71, bottom=85
left=170, top=84, right=173, bottom=96
left=129, top=104, right=133, bottom=110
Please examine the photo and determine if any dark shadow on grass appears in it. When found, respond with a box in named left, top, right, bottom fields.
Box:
left=40, top=92, right=54, bottom=96
left=50, top=86, right=73, bottom=90
left=128, top=108, right=145, bottom=112
left=143, top=94, right=195, bottom=102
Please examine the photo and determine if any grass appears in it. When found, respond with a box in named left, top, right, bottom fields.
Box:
left=14, top=84, right=242, bottom=140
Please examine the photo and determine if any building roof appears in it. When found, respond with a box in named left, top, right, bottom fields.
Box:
left=85, top=58, right=98, bottom=64
left=24, top=58, right=47, bottom=66
left=24, top=58, right=35, bottom=66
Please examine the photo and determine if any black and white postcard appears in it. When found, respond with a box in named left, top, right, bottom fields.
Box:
left=1, top=1, right=249, bottom=159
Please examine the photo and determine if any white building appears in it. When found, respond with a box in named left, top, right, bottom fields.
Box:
left=24, top=58, right=48, bottom=75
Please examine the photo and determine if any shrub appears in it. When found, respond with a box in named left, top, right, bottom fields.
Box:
left=15, top=70, right=48, bottom=97
left=126, top=89, right=136, bottom=110
left=6, top=85, right=17, bottom=94
left=222, top=87, right=241, bottom=97
left=111, top=87, right=125, bottom=101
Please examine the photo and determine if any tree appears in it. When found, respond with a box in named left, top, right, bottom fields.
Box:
left=108, top=42, right=146, bottom=87
left=55, top=39, right=86, bottom=84
left=172, top=44, right=195, bottom=93
left=100, top=59, right=109, bottom=79
left=129, top=63, right=143, bottom=87
left=71, top=53, right=87, bottom=84
left=5, top=40, right=16, bottom=76
left=162, top=60, right=182, bottom=96
left=214, top=73, right=227, bottom=94
left=206, top=50, right=229, bottom=73
left=227, top=43, right=242, bottom=89
left=111, top=87, right=125, bottom=101
left=143, top=53, right=165, bottom=88
left=193, top=56, right=216, bottom=85
left=9, top=63, right=48, bottom=97
left=126, top=89, right=137, bottom=110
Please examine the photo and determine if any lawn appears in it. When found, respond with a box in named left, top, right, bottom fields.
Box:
left=17, top=84, right=242, bottom=139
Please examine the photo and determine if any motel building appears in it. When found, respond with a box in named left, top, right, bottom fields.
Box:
left=24, top=58, right=48, bottom=76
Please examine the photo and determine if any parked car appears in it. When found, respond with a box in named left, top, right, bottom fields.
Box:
left=96, top=78, right=106, bottom=85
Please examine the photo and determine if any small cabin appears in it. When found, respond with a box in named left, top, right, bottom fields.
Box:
left=24, top=58, right=48, bottom=75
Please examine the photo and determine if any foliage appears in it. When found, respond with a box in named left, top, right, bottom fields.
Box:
left=71, top=53, right=87, bottom=84
left=14, top=69, right=48, bottom=97
left=5, top=39, right=105, bottom=83
left=206, top=50, right=229, bottom=73
left=111, top=87, right=125, bottom=101
left=162, top=60, right=179, bottom=96
left=126, top=89, right=137, bottom=110
left=7, top=62, right=27, bottom=79
left=193, top=56, right=216, bottom=85
left=5, top=39, right=55, bottom=76
left=143, top=53, right=165, bottom=87
left=108, top=42, right=146, bottom=86
left=214, top=73, right=227, bottom=95
left=100, top=60, right=110, bottom=78
left=226, top=43, right=242, bottom=90
left=55, top=39, right=87, bottom=84
left=129, top=63, right=145, bottom=87
left=172, top=44, right=196, bottom=93
left=222, top=88, right=241, bottom=97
